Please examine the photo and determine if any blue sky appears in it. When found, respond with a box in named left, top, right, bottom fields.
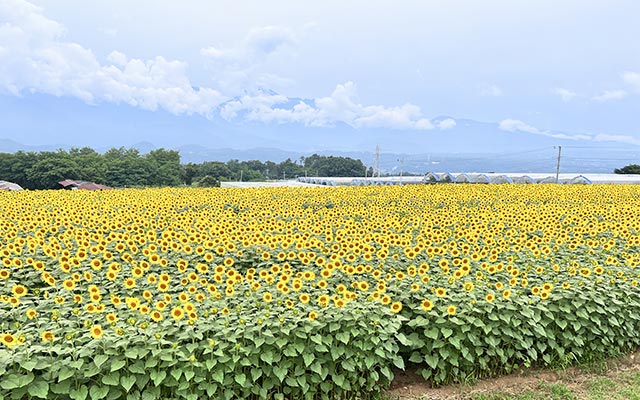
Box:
left=1, top=0, right=640, bottom=151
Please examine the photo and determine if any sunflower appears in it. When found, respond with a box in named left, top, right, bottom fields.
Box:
left=62, top=279, right=76, bottom=291
left=485, top=293, right=495, bottom=303
left=127, top=298, right=140, bottom=310
left=26, top=309, right=37, bottom=320
left=421, top=299, right=434, bottom=311
left=90, top=325, right=104, bottom=340
left=1, top=333, right=18, bottom=347
left=151, top=311, right=163, bottom=322
left=41, top=331, right=55, bottom=343
left=390, top=302, right=402, bottom=313
left=11, top=285, right=27, bottom=297
left=124, top=278, right=136, bottom=289
left=171, top=307, right=185, bottom=321
left=308, top=311, right=318, bottom=321
left=90, top=259, right=103, bottom=270
left=446, top=305, right=457, bottom=315
left=333, top=297, right=346, bottom=308
left=317, top=295, right=330, bottom=307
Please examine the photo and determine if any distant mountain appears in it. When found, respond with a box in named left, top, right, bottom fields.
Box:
left=176, top=144, right=304, bottom=164
left=130, top=141, right=157, bottom=154
left=0, top=138, right=65, bottom=153
left=3, top=138, right=637, bottom=174
left=1, top=92, right=638, bottom=173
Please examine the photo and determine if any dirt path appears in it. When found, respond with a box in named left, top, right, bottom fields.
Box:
left=387, top=351, right=640, bottom=399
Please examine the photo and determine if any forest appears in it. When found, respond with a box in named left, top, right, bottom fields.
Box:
left=0, top=148, right=369, bottom=189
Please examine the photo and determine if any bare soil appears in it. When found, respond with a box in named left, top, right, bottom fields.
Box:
left=387, top=350, right=640, bottom=399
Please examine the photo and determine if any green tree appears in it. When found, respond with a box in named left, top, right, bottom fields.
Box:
left=104, top=147, right=151, bottom=187
left=69, top=147, right=107, bottom=183
left=6, top=151, right=39, bottom=189
left=27, top=151, right=81, bottom=189
left=0, top=153, right=15, bottom=182
left=182, top=163, right=199, bottom=186
left=278, top=158, right=304, bottom=179
left=614, top=164, right=640, bottom=174
left=303, top=154, right=366, bottom=177
left=146, top=148, right=182, bottom=186
left=198, top=162, right=232, bottom=182
left=198, top=175, right=219, bottom=187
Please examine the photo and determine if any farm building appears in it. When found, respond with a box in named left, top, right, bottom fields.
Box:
left=58, top=180, right=113, bottom=190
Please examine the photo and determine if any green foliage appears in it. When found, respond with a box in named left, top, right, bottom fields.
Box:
left=614, top=164, right=640, bottom=174
left=0, top=303, right=402, bottom=400
left=198, top=175, right=220, bottom=187
left=397, top=284, right=640, bottom=386
left=0, top=148, right=370, bottom=189
left=302, top=154, right=367, bottom=177
left=0, top=147, right=182, bottom=189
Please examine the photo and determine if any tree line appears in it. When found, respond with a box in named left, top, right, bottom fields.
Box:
left=0, top=148, right=368, bottom=190
left=614, top=164, right=640, bottom=174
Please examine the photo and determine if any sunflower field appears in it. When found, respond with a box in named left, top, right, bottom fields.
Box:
left=2, top=185, right=640, bottom=399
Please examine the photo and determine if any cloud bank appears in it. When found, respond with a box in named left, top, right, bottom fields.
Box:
left=623, top=71, right=640, bottom=92
left=479, top=83, right=503, bottom=97
left=591, top=90, right=626, bottom=102
left=499, top=119, right=640, bottom=145
left=220, top=82, right=435, bottom=130
left=554, top=88, right=578, bottom=102
left=0, top=0, right=436, bottom=131
left=0, top=0, right=225, bottom=117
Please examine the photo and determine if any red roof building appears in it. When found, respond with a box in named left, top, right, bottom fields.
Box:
left=58, top=180, right=113, bottom=190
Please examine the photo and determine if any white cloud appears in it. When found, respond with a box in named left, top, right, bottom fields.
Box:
left=499, top=119, right=540, bottom=134
left=622, top=71, right=640, bottom=92
left=593, top=133, right=640, bottom=146
left=200, top=25, right=298, bottom=95
left=106, top=50, right=128, bottom=67
left=554, top=88, right=577, bottom=102
left=0, top=0, right=436, bottom=130
left=436, top=118, right=456, bottom=130
left=498, top=119, right=592, bottom=141
left=479, top=83, right=502, bottom=97
left=201, top=26, right=296, bottom=62
left=591, top=90, right=626, bottom=102
left=0, top=0, right=226, bottom=116
left=221, top=81, right=434, bottom=130
left=499, top=119, right=640, bottom=145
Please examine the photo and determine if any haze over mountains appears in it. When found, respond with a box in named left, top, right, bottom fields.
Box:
left=1, top=94, right=638, bottom=174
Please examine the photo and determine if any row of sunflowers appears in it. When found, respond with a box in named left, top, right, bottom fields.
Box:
left=1, top=185, right=640, bottom=399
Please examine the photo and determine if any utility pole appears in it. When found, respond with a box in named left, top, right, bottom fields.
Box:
left=239, top=170, right=243, bottom=182
left=398, top=158, right=404, bottom=177
left=555, top=146, right=562, bottom=184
